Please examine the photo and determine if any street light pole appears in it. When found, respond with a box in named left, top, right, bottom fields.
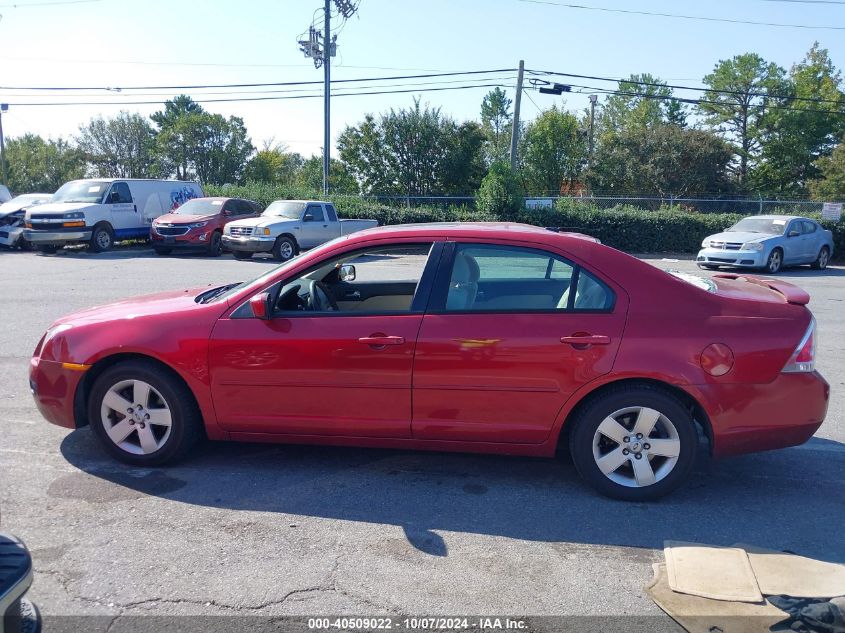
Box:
left=588, top=94, right=597, bottom=167
left=509, top=60, right=524, bottom=171
left=323, top=0, right=331, bottom=196
left=0, top=104, right=8, bottom=188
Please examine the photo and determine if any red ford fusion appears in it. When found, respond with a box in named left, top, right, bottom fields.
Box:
left=30, top=223, right=829, bottom=500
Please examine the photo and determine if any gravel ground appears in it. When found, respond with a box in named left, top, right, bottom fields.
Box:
left=0, top=246, right=842, bottom=627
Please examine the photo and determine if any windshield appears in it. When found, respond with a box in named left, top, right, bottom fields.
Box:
left=171, top=198, right=225, bottom=216
left=53, top=181, right=110, bottom=204
left=262, top=201, right=305, bottom=219
left=728, top=217, right=788, bottom=235
left=668, top=270, right=716, bottom=292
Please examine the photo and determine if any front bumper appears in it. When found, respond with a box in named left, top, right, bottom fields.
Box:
left=151, top=232, right=212, bottom=251
left=30, top=357, right=85, bottom=429
left=0, top=226, right=24, bottom=247
left=24, top=228, right=92, bottom=246
left=691, top=371, right=830, bottom=458
left=696, top=247, right=766, bottom=268
left=222, top=235, right=275, bottom=253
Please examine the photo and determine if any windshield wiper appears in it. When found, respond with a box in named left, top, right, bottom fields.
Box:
left=196, top=283, right=242, bottom=304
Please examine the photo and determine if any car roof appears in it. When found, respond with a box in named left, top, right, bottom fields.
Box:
left=273, top=199, right=332, bottom=205
left=747, top=215, right=807, bottom=221
left=351, top=221, right=596, bottom=245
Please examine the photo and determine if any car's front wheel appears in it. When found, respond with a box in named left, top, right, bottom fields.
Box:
left=811, top=246, right=830, bottom=270
left=272, top=236, right=296, bottom=262
left=88, top=360, right=203, bottom=466
left=765, top=248, right=783, bottom=274
left=89, top=223, right=115, bottom=253
left=207, top=231, right=223, bottom=257
left=569, top=385, right=698, bottom=501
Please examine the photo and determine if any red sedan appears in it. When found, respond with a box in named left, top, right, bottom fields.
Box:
left=30, top=223, right=829, bottom=500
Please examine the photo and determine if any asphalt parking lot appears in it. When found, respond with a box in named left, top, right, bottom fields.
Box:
left=1, top=246, right=843, bottom=624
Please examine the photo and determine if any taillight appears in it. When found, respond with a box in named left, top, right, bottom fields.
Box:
left=782, top=317, right=816, bottom=373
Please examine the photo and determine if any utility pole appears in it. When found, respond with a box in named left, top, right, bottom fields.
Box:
left=0, top=104, right=8, bottom=188
left=322, top=0, right=331, bottom=196
left=588, top=94, right=597, bottom=167
left=509, top=60, right=524, bottom=171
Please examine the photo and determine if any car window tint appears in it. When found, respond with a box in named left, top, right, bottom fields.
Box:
left=306, top=205, right=325, bottom=222
left=802, top=221, right=817, bottom=234
left=111, top=182, right=133, bottom=204
left=573, top=270, right=614, bottom=310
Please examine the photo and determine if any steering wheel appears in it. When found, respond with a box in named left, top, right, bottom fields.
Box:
left=308, top=280, right=339, bottom=312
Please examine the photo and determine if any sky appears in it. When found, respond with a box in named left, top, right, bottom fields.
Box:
left=1, top=0, right=845, bottom=158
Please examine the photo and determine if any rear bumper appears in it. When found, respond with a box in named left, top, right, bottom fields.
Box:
left=696, top=247, right=766, bottom=268
left=24, top=229, right=92, bottom=245
left=0, top=533, right=35, bottom=631
left=222, top=235, right=275, bottom=253
left=691, top=371, right=830, bottom=457
left=30, top=357, right=84, bottom=429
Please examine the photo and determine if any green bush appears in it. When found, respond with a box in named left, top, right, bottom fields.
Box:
left=475, top=162, right=524, bottom=219
left=206, top=183, right=845, bottom=257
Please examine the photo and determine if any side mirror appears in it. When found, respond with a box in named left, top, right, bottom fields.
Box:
left=788, top=230, right=800, bottom=238
left=303, top=213, right=314, bottom=222
left=222, top=209, right=233, bottom=216
left=249, top=292, right=271, bottom=320
left=339, top=264, right=356, bottom=282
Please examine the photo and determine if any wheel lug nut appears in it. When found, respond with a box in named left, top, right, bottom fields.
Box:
left=622, top=449, right=629, bottom=455
left=636, top=433, right=643, bottom=440
left=635, top=453, right=642, bottom=460
left=127, top=408, right=134, bottom=413
left=145, top=414, right=150, bottom=420
left=623, top=436, right=630, bottom=443
left=644, top=443, right=651, bottom=450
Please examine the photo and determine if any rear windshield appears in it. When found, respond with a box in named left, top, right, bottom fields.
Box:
left=263, top=201, right=305, bottom=219
left=729, top=217, right=788, bottom=235
left=53, top=181, right=110, bottom=204
left=172, top=198, right=225, bottom=215
left=668, top=270, right=716, bottom=292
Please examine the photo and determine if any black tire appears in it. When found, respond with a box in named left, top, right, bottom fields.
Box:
left=87, top=360, right=204, bottom=466
left=89, top=223, right=115, bottom=253
left=764, top=248, right=783, bottom=274
left=811, top=246, right=830, bottom=270
left=16, top=237, right=32, bottom=251
left=154, top=247, right=172, bottom=256
left=568, top=384, right=698, bottom=501
left=36, top=245, right=59, bottom=254
left=697, top=263, right=719, bottom=271
left=207, top=231, right=223, bottom=257
left=233, top=250, right=253, bottom=260
left=272, top=236, right=297, bottom=262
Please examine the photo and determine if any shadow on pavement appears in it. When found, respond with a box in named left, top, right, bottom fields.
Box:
left=59, top=430, right=845, bottom=559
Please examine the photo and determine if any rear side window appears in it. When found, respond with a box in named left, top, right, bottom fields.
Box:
left=442, top=243, right=614, bottom=312
left=325, top=204, right=338, bottom=222
left=802, top=221, right=817, bottom=234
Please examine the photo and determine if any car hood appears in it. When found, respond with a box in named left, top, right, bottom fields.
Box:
left=26, top=202, right=96, bottom=216
left=705, top=231, right=778, bottom=244
left=155, top=213, right=218, bottom=225
left=53, top=287, right=214, bottom=327
left=228, top=216, right=298, bottom=229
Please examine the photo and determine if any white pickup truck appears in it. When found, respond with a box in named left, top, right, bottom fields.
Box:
left=222, top=199, right=378, bottom=261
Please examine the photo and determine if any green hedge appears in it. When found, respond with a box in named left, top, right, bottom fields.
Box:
left=206, top=183, right=844, bottom=257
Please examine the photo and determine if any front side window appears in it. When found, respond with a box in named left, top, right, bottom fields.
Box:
left=443, top=243, right=613, bottom=312
left=305, top=205, right=325, bottom=222
left=271, top=243, right=434, bottom=315
left=109, top=182, right=133, bottom=204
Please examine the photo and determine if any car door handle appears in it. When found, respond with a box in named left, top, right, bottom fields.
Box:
left=343, top=291, right=362, bottom=300
left=560, top=334, right=611, bottom=347
left=358, top=335, right=406, bottom=346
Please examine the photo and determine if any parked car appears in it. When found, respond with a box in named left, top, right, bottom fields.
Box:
left=24, top=179, right=202, bottom=253
left=0, top=194, right=52, bottom=249
left=222, top=199, right=378, bottom=261
left=0, top=186, right=10, bottom=204
left=697, top=215, right=834, bottom=274
left=0, top=532, right=38, bottom=633
left=30, top=223, right=829, bottom=501
left=151, top=197, right=261, bottom=257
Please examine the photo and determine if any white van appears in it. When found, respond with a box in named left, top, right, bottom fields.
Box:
left=24, top=179, right=203, bottom=253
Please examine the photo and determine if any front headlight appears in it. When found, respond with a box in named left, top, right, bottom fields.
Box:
left=63, top=211, right=84, bottom=220
left=189, top=221, right=209, bottom=228
left=742, top=242, right=765, bottom=252
left=254, top=227, right=270, bottom=236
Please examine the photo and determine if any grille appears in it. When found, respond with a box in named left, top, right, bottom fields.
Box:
left=229, top=226, right=254, bottom=237
left=156, top=226, right=190, bottom=236
left=710, top=241, right=743, bottom=250
left=709, top=257, right=737, bottom=263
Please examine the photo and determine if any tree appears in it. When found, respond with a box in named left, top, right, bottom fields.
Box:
left=77, top=111, right=160, bottom=178
left=476, top=161, right=524, bottom=218
left=296, top=156, right=358, bottom=194
left=598, top=74, right=685, bottom=135
left=809, top=139, right=845, bottom=199
left=698, top=53, right=787, bottom=187
left=337, top=99, right=486, bottom=196
left=3, top=134, right=85, bottom=192
left=480, top=88, right=513, bottom=164
left=183, top=113, right=253, bottom=185
left=520, top=106, right=587, bottom=196
left=755, top=43, right=845, bottom=196
left=151, top=95, right=205, bottom=180
left=244, top=141, right=305, bottom=185
left=588, top=124, right=734, bottom=197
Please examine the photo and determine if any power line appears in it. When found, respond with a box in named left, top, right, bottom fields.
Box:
left=759, top=0, right=845, bottom=4
left=0, top=0, right=99, bottom=6
left=528, top=68, right=845, bottom=106
left=517, top=0, right=845, bottom=30
left=1, top=82, right=515, bottom=107
left=0, top=68, right=517, bottom=92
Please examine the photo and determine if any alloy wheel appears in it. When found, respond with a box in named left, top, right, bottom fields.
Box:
left=591, top=406, right=681, bottom=488
left=767, top=250, right=782, bottom=274
left=100, top=379, right=173, bottom=455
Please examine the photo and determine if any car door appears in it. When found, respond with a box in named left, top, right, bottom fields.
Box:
left=412, top=241, right=628, bottom=444
left=781, top=219, right=806, bottom=264
left=298, top=203, right=331, bottom=248
left=800, top=220, right=821, bottom=262
left=106, top=182, right=136, bottom=233
left=208, top=240, right=442, bottom=438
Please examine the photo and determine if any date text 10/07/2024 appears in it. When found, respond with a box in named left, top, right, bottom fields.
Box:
left=307, top=618, right=529, bottom=630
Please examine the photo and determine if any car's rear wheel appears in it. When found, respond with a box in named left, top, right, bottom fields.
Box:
left=811, top=246, right=830, bottom=270
left=88, top=360, right=203, bottom=466
left=569, top=385, right=698, bottom=501
left=233, top=251, right=253, bottom=260
left=272, top=236, right=296, bottom=262
left=765, top=248, right=783, bottom=274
